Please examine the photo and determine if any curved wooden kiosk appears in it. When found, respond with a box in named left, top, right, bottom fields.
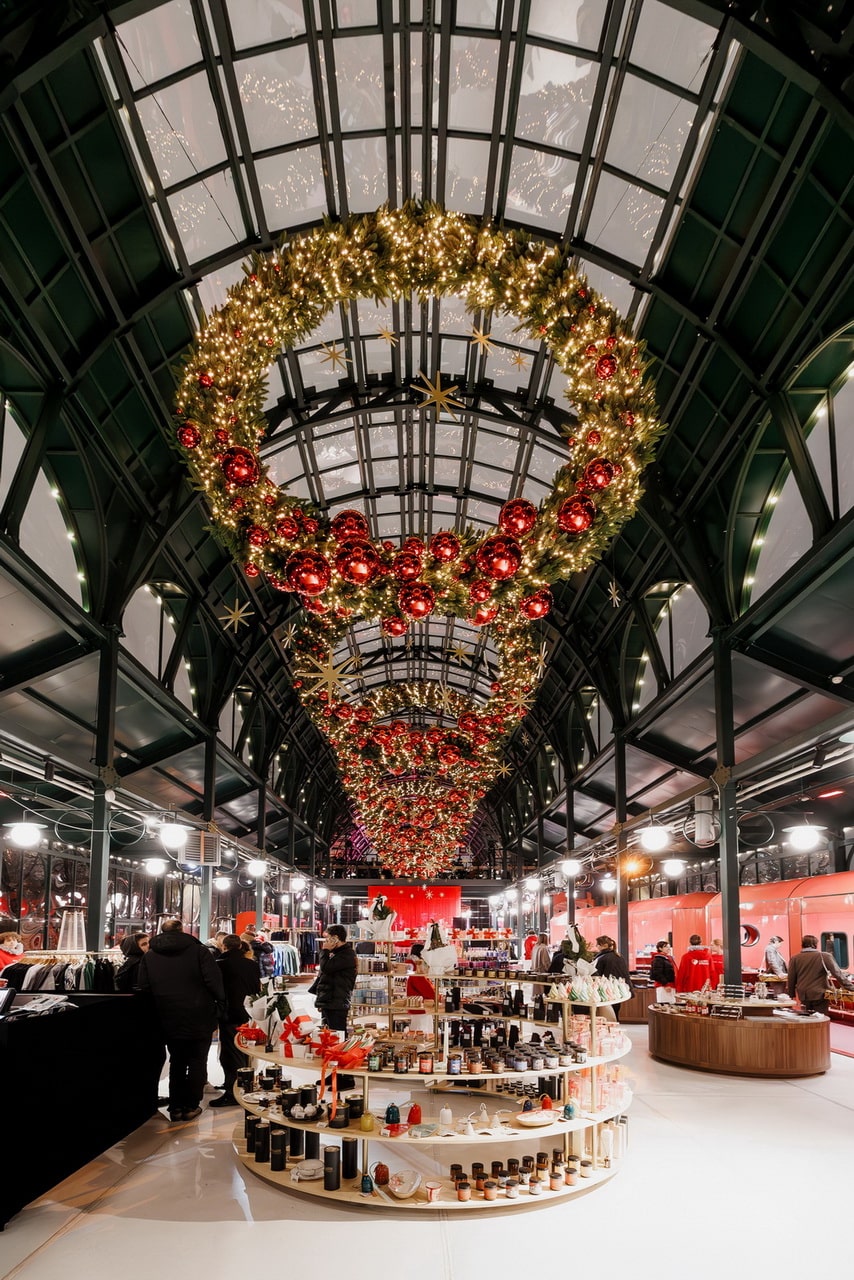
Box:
left=648, top=1006, right=830, bottom=1077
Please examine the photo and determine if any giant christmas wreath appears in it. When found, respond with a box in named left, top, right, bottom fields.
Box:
left=175, top=203, right=662, bottom=875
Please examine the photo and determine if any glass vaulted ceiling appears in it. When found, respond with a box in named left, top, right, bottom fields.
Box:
left=96, top=0, right=730, bottom=706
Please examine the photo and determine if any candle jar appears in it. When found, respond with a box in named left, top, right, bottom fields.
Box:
left=491, top=1159, right=503, bottom=1178
left=254, top=1121, right=271, bottom=1163
left=522, top=1155, right=535, bottom=1172
left=448, top=1053, right=462, bottom=1075
left=471, top=1161, right=485, bottom=1181
left=579, top=1159, right=592, bottom=1178
left=467, top=1052, right=483, bottom=1074
left=367, top=1051, right=382, bottom=1071
left=507, top=1157, right=520, bottom=1176
left=529, top=1176, right=542, bottom=1196
left=483, top=1180, right=498, bottom=1201
left=360, top=1112, right=375, bottom=1132
left=394, top=1054, right=409, bottom=1074
left=456, top=1180, right=471, bottom=1202
left=346, top=1095, right=364, bottom=1120
left=418, top=1051, right=434, bottom=1074
left=505, top=1178, right=520, bottom=1200
left=549, top=1167, right=564, bottom=1191
left=450, top=1163, right=463, bottom=1184
left=565, top=1166, right=578, bottom=1186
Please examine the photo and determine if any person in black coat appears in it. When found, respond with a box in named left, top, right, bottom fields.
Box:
left=137, top=919, right=225, bottom=1122
left=649, top=940, right=677, bottom=987
left=593, top=935, right=634, bottom=1021
left=116, top=932, right=166, bottom=1112
left=210, top=934, right=261, bottom=1107
left=308, top=924, right=357, bottom=1032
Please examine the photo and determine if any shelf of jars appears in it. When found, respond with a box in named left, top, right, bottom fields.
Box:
left=229, top=1006, right=631, bottom=1210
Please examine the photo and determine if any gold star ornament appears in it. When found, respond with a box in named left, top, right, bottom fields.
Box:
left=411, top=371, right=465, bottom=421
left=510, top=351, right=528, bottom=370
left=469, top=326, right=494, bottom=354
left=319, top=342, right=350, bottom=371
left=295, top=649, right=360, bottom=698
left=219, top=599, right=255, bottom=633
left=377, top=325, right=398, bottom=346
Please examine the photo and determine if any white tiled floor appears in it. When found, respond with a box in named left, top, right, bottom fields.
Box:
left=3, top=1027, right=853, bottom=1279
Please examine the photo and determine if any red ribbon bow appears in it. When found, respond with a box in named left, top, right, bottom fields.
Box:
left=235, top=1023, right=267, bottom=1046
left=279, top=1014, right=312, bottom=1057
left=307, top=1033, right=373, bottom=1120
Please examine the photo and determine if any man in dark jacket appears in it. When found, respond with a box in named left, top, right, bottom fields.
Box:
left=137, top=918, right=225, bottom=1122
left=309, top=924, right=357, bottom=1032
left=788, top=934, right=854, bottom=1014
left=210, top=934, right=261, bottom=1107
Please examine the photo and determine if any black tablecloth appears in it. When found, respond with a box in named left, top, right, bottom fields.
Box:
left=0, top=994, right=157, bottom=1228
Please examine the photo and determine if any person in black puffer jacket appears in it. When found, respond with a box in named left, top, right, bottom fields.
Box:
left=137, top=919, right=225, bottom=1122
left=308, top=924, right=357, bottom=1032
left=210, top=934, right=261, bottom=1107
left=593, top=935, right=634, bottom=1021
left=116, top=932, right=166, bottom=1113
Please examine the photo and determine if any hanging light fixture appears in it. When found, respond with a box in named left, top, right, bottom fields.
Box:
left=639, top=821, right=670, bottom=852
left=143, top=858, right=167, bottom=876
left=4, top=821, right=46, bottom=849
left=291, top=875, right=307, bottom=893
left=560, top=858, right=582, bottom=878
left=661, top=858, right=686, bottom=878
left=599, top=874, right=618, bottom=892
left=246, top=858, right=268, bottom=877
left=158, top=817, right=189, bottom=852
left=314, top=884, right=328, bottom=900
left=524, top=877, right=540, bottom=891
left=213, top=875, right=232, bottom=891
left=330, top=893, right=343, bottom=908
left=783, top=821, right=826, bottom=852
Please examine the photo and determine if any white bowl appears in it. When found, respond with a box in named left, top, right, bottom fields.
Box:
left=514, top=1109, right=557, bottom=1128
left=388, top=1169, right=422, bottom=1199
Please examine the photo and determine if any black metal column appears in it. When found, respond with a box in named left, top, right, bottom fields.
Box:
left=566, top=785, right=576, bottom=925
left=255, top=782, right=267, bottom=930
left=614, top=736, right=629, bottom=961
left=199, top=732, right=216, bottom=938
left=713, top=630, right=741, bottom=987
left=86, top=628, right=119, bottom=952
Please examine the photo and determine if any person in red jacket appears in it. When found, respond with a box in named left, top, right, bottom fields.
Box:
left=676, top=935, right=721, bottom=992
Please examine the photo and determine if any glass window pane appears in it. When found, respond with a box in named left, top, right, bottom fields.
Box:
left=168, top=170, right=245, bottom=262
left=527, top=0, right=606, bottom=48
left=226, top=0, right=306, bottom=48
left=516, top=46, right=592, bottom=150
left=117, top=0, right=201, bottom=90
left=137, top=74, right=226, bottom=187
left=506, top=146, right=578, bottom=233
left=335, top=36, right=385, bottom=130
left=343, top=136, right=390, bottom=211
left=445, top=138, right=491, bottom=215
left=585, top=171, right=665, bottom=265
left=833, top=376, right=854, bottom=516
left=630, top=0, right=717, bottom=91
left=751, top=471, right=812, bottom=600
left=447, top=37, right=499, bottom=131
left=256, top=147, right=328, bottom=230
left=237, top=48, right=317, bottom=151
left=605, top=76, right=694, bottom=189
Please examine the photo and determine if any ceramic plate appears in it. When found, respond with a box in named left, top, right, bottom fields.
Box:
left=514, top=1110, right=556, bottom=1128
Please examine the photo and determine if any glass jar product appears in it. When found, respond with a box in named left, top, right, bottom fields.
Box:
left=418, top=1051, right=434, bottom=1074
left=579, top=1159, right=592, bottom=1178
left=507, top=1157, right=520, bottom=1176
left=371, top=1161, right=389, bottom=1186
left=536, top=1152, right=549, bottom=1172
left=522, top=1155, right=535, bottom=1171
left=468, top=1053, right=483, bottom=1075
left=457, top=1180, right=471, bottom=1202
left=483, top=1180, right=498, bottom=1201
left=447, top=1053, right=462, bottom=1075
left=529, top=1176, right=542, bottom=1196
left=394, top=1054, right=409, bottom=1074
left=506, top=1178, right=520, bottom=1200
left=565, top=1167, right=578, bottom=1186
left=450, top=1163, right=463, bottom=1184
left=471, top=1161, right=485, bottom=1180
left=367, top=1051, right=382, bottom=1072
left=360, top=1112, right=375, bottom=1132
left=549, top=1167, right=564, bottom=1191
left=491, top=1159, right=503, bottom=1177
left=346, top=1095, right=364, bottom=1120
left=496, top=1171, right=508, bottom=1189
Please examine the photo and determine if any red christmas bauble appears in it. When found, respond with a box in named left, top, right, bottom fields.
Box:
left=176, top=423, right=201, bottom=449
left=266, top=572, right=290, bottom=592
left=198, top=372, right=214, bottom=387
left=475, top=535, right=522, bottom=581
left=490, top=681, right=502, bottom=693
left=335, top=539, right=381, bottom=585
left=331, top=509, right=369, bottom=541
left=438, top=744, right=461, bottom=766
left=520, top=588, right=553, bottom=620
left=354, top=705, right=372, bottom=722
left=586, top=430, right=602, bottom=445
left=285, top=550, right=331, bottom=595
left=585, top=343, right=598, bottom=357
left=381, top=615, right=408, bottom=637
left=244, top=561, right=260, bottom=578
left=334, top=702, right=354, bottom=720
left=275, top=516, right=299, bottom=540
left=457, top=712, right=479, bottom=734
left=229, top=496, right=246, bottom=512
left=470, top=603, right=498, bottom=626
left=214, top=428, right=230, bottom=445
left=584, top=457, right=615, bottom=490
left=303, top=517, right=318, bottom=533
left=557, top=496, right=597, bottom=534
left=595, top=355, right=617, bottom=380
left=498, top=498, right=537, bottom=537
left=247, top=525, right=270, bottom=547
left=403, top=537, right=424, bottom=555
left=429, top=531, right=460, bottom=562
left=221, top=446, right=261, bottom=488
left=393, top=551, right=423, bottom=583
left=399, top=579, right=437, bottom=618
left=469, top=579, right=492, bottom=604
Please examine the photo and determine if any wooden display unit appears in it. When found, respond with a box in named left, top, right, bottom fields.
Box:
left=648, top=1004, right=831, bottom=1076
left=232, top=1001, right=631, bottom=1211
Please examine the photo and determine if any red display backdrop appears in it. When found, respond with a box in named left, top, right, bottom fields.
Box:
left=368, top=885, right=462, bottom=932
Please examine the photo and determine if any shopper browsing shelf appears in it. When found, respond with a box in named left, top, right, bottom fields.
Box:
left=788, top=934, right=854, bottom=1015
left=308, top=924, right=357, bottom=1033
left=211, top=934, right=261, bottom=1107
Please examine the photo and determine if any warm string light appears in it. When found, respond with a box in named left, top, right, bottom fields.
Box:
left=175, top=203, right=662, bottom=874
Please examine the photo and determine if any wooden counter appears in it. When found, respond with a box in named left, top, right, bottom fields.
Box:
left=648, top=1006, right=830, bottom=1077
left=620, top=987, right=655, bottom=1023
